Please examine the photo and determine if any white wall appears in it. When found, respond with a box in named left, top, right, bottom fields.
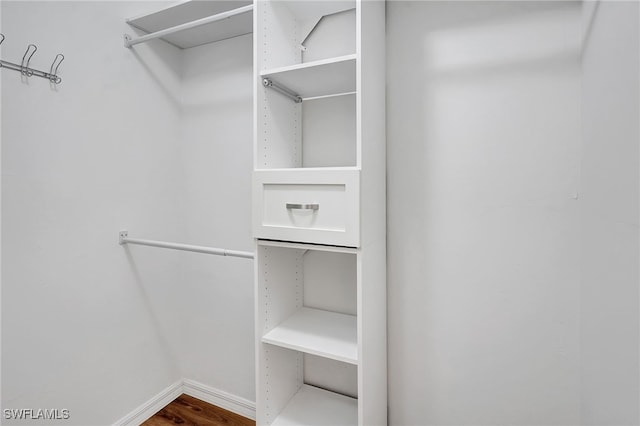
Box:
left=1, top=1, right=184, bottom=424
left=580, top=1, right=639, bottom=424
left=387, top=2, right=582, bottom=424
left=1, top=2, right=188, bottom=426
left=1, top=1, right=256, bottom=424
left=177, top=34, right=255, bottom=402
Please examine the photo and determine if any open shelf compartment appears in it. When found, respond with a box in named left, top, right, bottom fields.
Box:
left=256, top=1, right=358, bottom=171
left=271, top=384, right=357, bottom=426
left=259, top=0, right=356, bottom=70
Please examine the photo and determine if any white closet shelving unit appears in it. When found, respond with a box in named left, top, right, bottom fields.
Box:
left=253, top=1, right=386, bottom=425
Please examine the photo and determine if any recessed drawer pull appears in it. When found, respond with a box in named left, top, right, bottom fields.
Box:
left=286, top=203, right=319, bottom=211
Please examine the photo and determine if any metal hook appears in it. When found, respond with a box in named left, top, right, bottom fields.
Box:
left=49, top=53, right=64, bottom=84
left=0, top=34, right=4, bottom=69
left=21, top=44, right=37, bottom=77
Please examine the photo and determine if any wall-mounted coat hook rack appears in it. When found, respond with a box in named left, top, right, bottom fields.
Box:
left=0, top=34, right=65, bottom=84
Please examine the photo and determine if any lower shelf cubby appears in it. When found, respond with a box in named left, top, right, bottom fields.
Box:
left=271, top=384, right=357, bottom=426
left=259, top=344, right=358, bottom=426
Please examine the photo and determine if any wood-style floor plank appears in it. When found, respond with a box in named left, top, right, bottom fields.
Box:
left=142, top=394, right=255, bottom=426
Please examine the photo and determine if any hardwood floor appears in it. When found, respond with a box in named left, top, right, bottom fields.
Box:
left=142, top=394, right=255, bottom=426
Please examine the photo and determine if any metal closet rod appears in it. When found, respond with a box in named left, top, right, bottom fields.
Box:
left=124, top=4, right=254, bottom=48
left=262, top=78, right=303, bottom=103
left=119, top=230, right=254, bottom=259
left=262, top=78, right=356, bottom=104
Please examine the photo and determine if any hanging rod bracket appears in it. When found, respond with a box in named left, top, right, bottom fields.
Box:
left=262, top=78, right=303, bottom=103
left=124, top=34, right=132, bottom=49
left=119, top=230, right=129, bottom=245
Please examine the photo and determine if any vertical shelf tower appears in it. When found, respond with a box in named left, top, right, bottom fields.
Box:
left=253, top=0, right=386, bottom=425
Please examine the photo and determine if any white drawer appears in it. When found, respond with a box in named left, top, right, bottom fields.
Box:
left=253, top=169, right=359, bottom=247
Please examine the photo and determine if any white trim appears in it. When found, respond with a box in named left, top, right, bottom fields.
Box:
left=183, top=379, right=256, bottom=421
left=113, top=380, right=183, bottom=426
left=113, top=379, right=256, bottom=426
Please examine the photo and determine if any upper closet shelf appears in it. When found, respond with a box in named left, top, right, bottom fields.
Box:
left=261, top=54, right=356, bottom=102
left=124, top=1, right=253, bottom=49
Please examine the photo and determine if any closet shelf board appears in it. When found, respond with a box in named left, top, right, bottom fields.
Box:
left=260, top=54, right=357, bottom=99
left=262, top=307, right=357, bottom=365
left=271, top=384, right=357, bottom=426
left=126, top=0, right=252, bottom=49
left=256, top=166, right=362, bottom=175
left=258, top=239, right=358, bottom=255
left=257, top=166, right=360, bottom=173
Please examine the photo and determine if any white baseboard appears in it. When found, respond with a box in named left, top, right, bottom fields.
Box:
left=113, top=379, right=183, bottom=426
left=183, top=379, right=256, bottom=421
left=113, top=378, right=256, bottom=426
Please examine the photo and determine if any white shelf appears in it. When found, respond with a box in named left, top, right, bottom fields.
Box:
left=258, top=239, right=358, bottom=255
left=260, top=166, right=360, bottom=173
left=260, top=54, right=357, bottom=99
left=271, top=385, right=357, bottom=426
left=126, top=0, right=252, bottom=49
left=262, top=307, right=357, bottom=365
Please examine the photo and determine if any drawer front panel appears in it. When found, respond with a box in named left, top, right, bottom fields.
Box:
left=254, top=170, right=359, bottom=247
left=264, top=184, right=346, bottom=231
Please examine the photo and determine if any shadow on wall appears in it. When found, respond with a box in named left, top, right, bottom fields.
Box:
left=123, top=246, right=180, bottom=372
left=125, top=27, right=183, bottom=112
left=126, top=31, right=253, bottom=113
left=387, top=1, right=581, bottom=425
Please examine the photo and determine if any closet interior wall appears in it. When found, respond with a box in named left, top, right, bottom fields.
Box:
left=1, top=1, right=254, bottom=424
left=177, top=33, right=254, bottom=402
left=3, top=1, right=638, bottom=425
left=580, top=1, right=639, bottom=423
left=387, top=2, right=583, bottom=425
